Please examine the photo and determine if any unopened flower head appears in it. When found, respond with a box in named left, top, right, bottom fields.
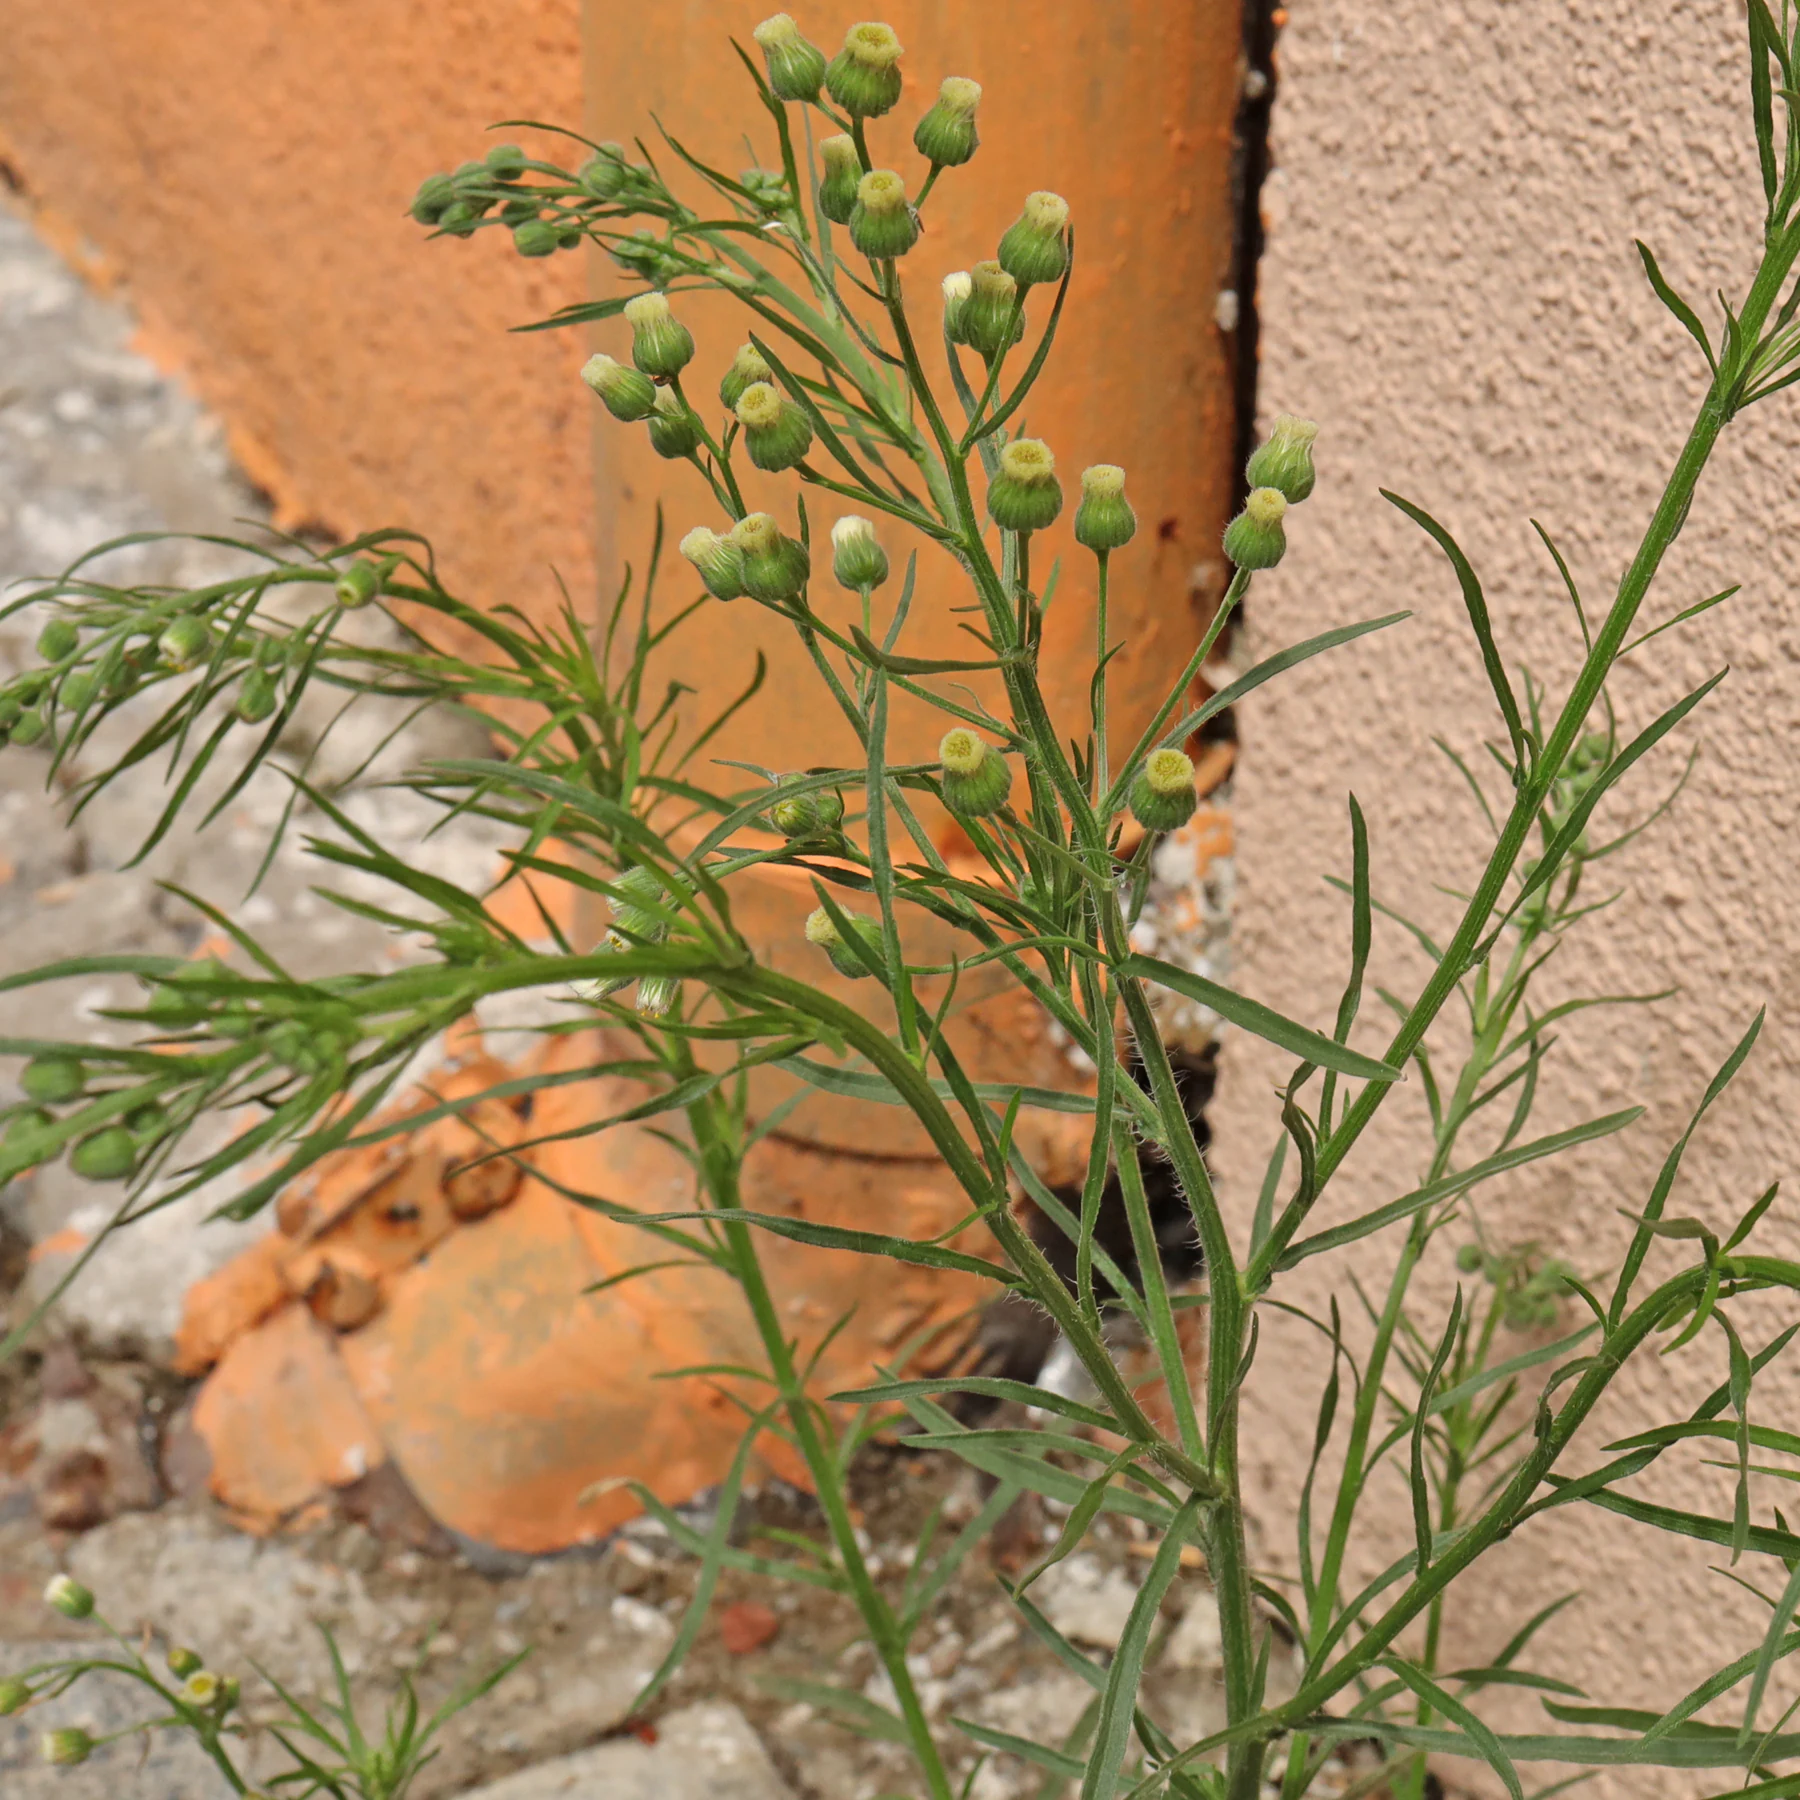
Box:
left=167, top=1646, right=204, bottom=1679
left=719, top=342, right=774, bottom=410
left=1222, top=486, right=1289, bottom=570
left=182, top=1670, right=223, bottom=1708
left=804, top=905, right=884, bottom=981
left=680, top=526, right=747, bottom=602
left=1075, top=463, right=1138, bottom=553
left=827, top=22, right=905, bottom=117
left=914, top=76, right=982, bottom=167
left=579, top=143, right=629, bottom=199
left=964, top=259, right=1024, bottom=361
left=988, top=438, right=1064, bottom=532
left=831, top=514, right=890, bottom=590
left=850, top=170, right=919, bottom=259
left=42, top=1728, right=94, bottom=1767
left=735, top=381, right=815, bottom=471
left=623, top=291, right=695, bottom=379
left=730, top=512, right=811, bottom=601
left=646, top=386, right=701, bottom=460
left=581, top=352, right=657, bottom=422
left=998, top=190, right=1071, bottom=288
left=1244, top=412, right=1319, bottom=503
left=938, top=727, right=1011, bottom=818
left=635, top=974, right=679, bottom=1020
left=44, top=1574, right=94, bottom=1620
left=0, top=1676, right=30, bottom=1716
left=753, top=13, right=828, bottom=101
left=818, top=134, right=861, bottom=223
left=770, top=781, right=845, bottom=840
left=941, top=269, right=973, bottom=343
left=1129, top=747, right=1198, bottom=833
left=159, top=615, right=213, bottom=670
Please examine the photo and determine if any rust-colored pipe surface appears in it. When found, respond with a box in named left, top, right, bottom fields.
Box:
left=587, top=2, right=1244, bottom=775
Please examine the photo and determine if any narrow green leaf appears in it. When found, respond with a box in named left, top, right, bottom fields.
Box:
left=1384, top=490, right=1526, bottom=772
left=1082, top=1495, right=1203, bottom=1800
left=829, top=1375, right=1119, bottom=1435
left=635, top=1207, right=1014, bottom=1284
left=759, top=1678, right=912, bottom=1745
left=1635, top=241, right=1719, bottom=371
left=1384, top=1660, right=1522, bottom=1800
left=1741, top=1560, right=1800, bottom=1746
left=1117, top=953, right=1401, bottom=1082
left=953, top=1719, right=1085, bottom=1781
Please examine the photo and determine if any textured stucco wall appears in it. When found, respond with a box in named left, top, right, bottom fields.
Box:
left=1218, top=0, right=1800, bottom=1788
left=0, top=0, right=597, bottom=617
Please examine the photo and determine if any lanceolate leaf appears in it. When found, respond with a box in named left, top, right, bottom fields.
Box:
left=1116, top=953, right=1401, bottom=1082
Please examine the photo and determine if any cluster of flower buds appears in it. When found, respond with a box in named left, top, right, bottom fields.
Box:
left=1224, top=415, right=1318, bottom=569
left=572, top=866, right=672, bottom=1006
left=411, top=143, right=591, bottom=257
left=804, top=904, right=885, bottom=981
left=2, top=1052, right=171, bottom=1184
left=938, top=728, right=1012, bottom=819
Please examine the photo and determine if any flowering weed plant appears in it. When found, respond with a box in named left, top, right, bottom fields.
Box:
left=8, top=9, right=1800, bottom=1799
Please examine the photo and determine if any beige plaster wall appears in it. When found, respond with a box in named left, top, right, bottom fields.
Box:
left=1215, top=0, right=1800, bottom=1789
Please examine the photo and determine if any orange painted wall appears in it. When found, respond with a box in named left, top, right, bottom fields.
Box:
left=0, top=0, right=598, bottom=618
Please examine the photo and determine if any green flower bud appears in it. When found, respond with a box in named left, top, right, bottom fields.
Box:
left=512, top=219, right=558, bottom=258
left=1074, top=464, right=1137, bottom=553
left=625, top=292, right=695, bottom=380
left=1222, top=486, right=1289, bottom=570
left=159, top=616, right=213, bottom=670
left=37, top=618, right=79, bottom=662
left=848, top=169, right=919, bottom=260
left=804, top=905, right=885, bottom=981
left=938, top=727, right=1012, bottom=819
left=735, top=381, right=814, bottom=472
left=581, top=353, right=657, bottom=422
left=579, top=144, right=629, bottom=200
left=335, top=559, right=385, bottom=609
left=485, top=142, right=528, bottom=180
left=0, top=1676, right=29, bottom=1715
left=21, top=1056, right=85, bottom=1104
left=235, top=669, right=279, bottom=724
left=941, top=271, right=973, bottom=344
left=0, top=694, right=20, bottom=729
left=45, top=1574, right=95, bottom=1619
left=167, top=1646, right=204, bottom=1679
left=913, top=76, right=981, bottom=168
left=719, top=343, right=774, bottom=411
left=753, top=14, right=828, bottom=101
left=436, top=199, right=479, bottom=237
left=818, top=135, right=861, bottom=225
left=741, top=170, right=790, bottom=216
left=997, top=190, right=1071, bottom=289
left=729, top=513, right=811, bottom=602
left=1244, top=413, right=1318, bottom=504
left=830, top=515, right=889, bottom=591
left=500, top=197, right=540, bottom=226
left=963, top=260, right=1024, bottom=362
left=608, top=866, right=670, bottom=947
left=987, top=438, right=1062, bottom=533
left=635, top=974, right=680, bottom=1020
left=679, top=526, right=747, bottom=602
left=410, top=173, right=456, bottom=225
left=647, top=387, right=703, bottom=460
left=59, top=670, right=97, bottom=712
left=71, top=1126, right=138, bottom=1181
left=556, top=221, right=584, bottom=249
left=4, top=1107, right=58, bottom=1167
left=42, top=1727, right=95, bottom=1767
left=825, top=22, right=905, bottom=119
left=770, top=782, right=845, bottom=839
left=1128, top=747, right=1198, bottom=833
left=9, top=709, right=47, bottom=747
left=1454, top=1242, right=1484, bottom=1274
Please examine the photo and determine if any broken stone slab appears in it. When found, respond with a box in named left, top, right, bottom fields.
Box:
left=449, top=1702, right=791, bottom=1800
